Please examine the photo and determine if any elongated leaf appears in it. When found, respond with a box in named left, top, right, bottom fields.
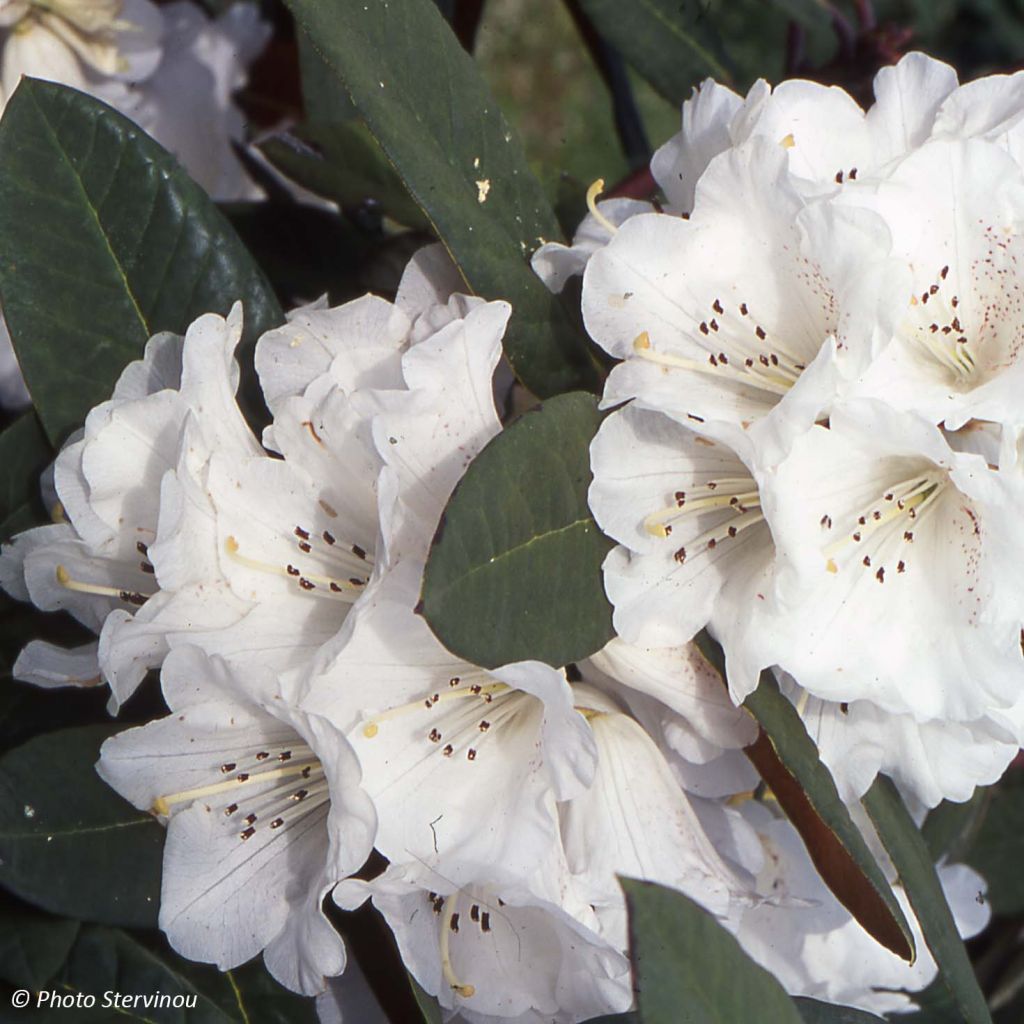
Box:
left=863, top=776, right=992, bottom=1024
left=922, top=787, right=992, bottom=865
left=794, top=998, right=885, bottom=1023
left=260, top=122, right=430, bottom=231
left=695, top=636, right=914, bottom=962
left=0, top=898, right=79, bottom=990
left=577, top=0, right=736, bottom=103
left=409, top=973, right=442, bottom=1024
left=0, top=724, right=163, bottom=927
left=0, top=79, right=283, bottom=446
left=0, top=411, right=51, bottom=540
left=421, top=392, right=614, bottom=667
left=622, top=877, right=802, bottom=1024
left=281, top=0, right=601, bottom=397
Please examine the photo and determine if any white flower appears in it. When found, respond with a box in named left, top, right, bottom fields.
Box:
left=779, top=670, right=1021, bottom=808
left=761, top=400, right=1024, bottom=722
left=335, top=859, right=632, bottom=1023
left=305, top=561, right=597, bottom=886
left=581, top=135, right=907, bottom=466
left=0, top=319, right=29, bottom=410
left=588, top=402, right=776, bottom=700
left=97, top=645, right=376, bottom=995
left=0, top=0, right=164, bottom=104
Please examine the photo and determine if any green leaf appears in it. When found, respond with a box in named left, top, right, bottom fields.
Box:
left=5, top=923, right=319, bottom=1021
left=921, top=787, right=992, bottom=865
left=862, top=775, right=992, bottom=1024
left=695, top=639, right=915, bottom=963
left=0, top=411, right=51, bottom=541
left=794, top=998, right=886, bottom=1023
left=959, top=774, right=1024, bottom=915
left=0, top=79, right=283, bottom=446
left=0, top=724, right=164, bottom=927
left=576, top=0, right=736, bottom=103
left=622, top=876, right=802, bottom=1024
left=408, top=972, right=443, bottom=1024
left=281, top=0, right=601, bottom=397
left=259, top=122, right=430, bottom=231
left=0, top=897, right=79, bottom=990
left=421, top=392, right=614, bottom=668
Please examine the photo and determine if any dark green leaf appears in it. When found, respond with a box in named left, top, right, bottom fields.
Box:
left=922, top=787, right=992, bottom=865
left=0, top=412, right=51, bottom=541
left=959, top=774, right=1024, bottom=915
left=260, top=123, right=430, bottom=231
left=421, top=392, right=614, bottom=667
left=794, top=998, right=886, bottom=1023
left=622, top=876, right=802, bottom=1024
left=408, top=972, right=442, bottom=1024
left=0, top=724, right=164, bottom=927
left=0, top=79, right=283, bottom=446
left=696, top=639, right=915, bottom=963
left=281, top=0, right=601, bottom=397
left=577, top=0, right=736, bottom=103
left=0, top=897, right=78, bottom=990
left=863, top=775, right=991, bottom=1024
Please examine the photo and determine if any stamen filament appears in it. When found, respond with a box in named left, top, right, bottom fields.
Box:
left=586, top=179, right=617, bottom=236
left=55, top=565, right=149, bottom=606
left=439, top=895, right=476, bottom=999
left=151, top=761, right=320, bottom=816
left=362, top=681, right=509, bottom=737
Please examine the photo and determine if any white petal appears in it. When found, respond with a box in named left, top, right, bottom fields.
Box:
left=12, top=639, right=101, bottom=689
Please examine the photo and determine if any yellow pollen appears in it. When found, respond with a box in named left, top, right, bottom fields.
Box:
left=780, top=133, right=795, bottom=149
left=586, top=178, right=618, bottom=236
left=51, top=501, right=66, bottom=524
left=826, top=558, right=838, bottom=574
left=362, top=723, right=379, bottom=739
left=633, top=330, right=651, bottom=351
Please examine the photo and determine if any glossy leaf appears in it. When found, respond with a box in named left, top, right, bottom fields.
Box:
left=622, top=877, right=802, bottom=1024
left=863, top=775, right=992, bottom=1024
left=577, top=0, right=736, bottom=103
left=420, top=392, right=614, bottom=668
left=0, top=411, right=51, bottom=541
left=408, top=973, right=443, bottom=1024
left=260, top=122, right=430, bottom=231
left=281, top=0, right=601, bottom=397
left=0, top=724, right=164, bottom=927
left=922, top=787, right=993, bottom=865
left=696, top=636, right=915, bottom=962
left=0, top=79, right=283, bottom=446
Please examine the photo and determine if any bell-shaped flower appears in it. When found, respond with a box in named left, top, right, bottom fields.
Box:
left=581, top=135, right=908, bottom=463
left=334, top=858, right=632, bottom=1023
left=762, top=400, right=1024, bottom=721
left=97, top=645, right=376, bottom=995
left=305, top=561, right=597, bottom=885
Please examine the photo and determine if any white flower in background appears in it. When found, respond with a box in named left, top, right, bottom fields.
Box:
left=762, top=400, right=1024, bottom=722
left=0, top=0, right=268, bottom=199
left=0, top=0, right=164, bottom=104
left=335, top=858, right=633, bottom=1023
left=733, top=801, right=990, bottom=1015
left=97, top=645, right=376, bottom=995
left=0, top=321, right=29, bottom=409
left=779, top=671, right=1022, bottom=808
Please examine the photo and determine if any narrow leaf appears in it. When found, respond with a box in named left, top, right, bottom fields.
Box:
left=281, top=0, right=601, bottom=397
left=0, top=411, right=51, bottom=541
left=577, top=0, right=736, bottom=103
left=409, top=973, right=443, bottom=1024
left=0, top=724, right=164, bottom=927
left=863, top=775, right=992, bottom=1024
left=696, top=635, right=915, bottom=962
left=0, top=79, right=283, bottom=445
left=421, top=392, right=615, bottom=668
left=622, top=877, right=803, bottom=1024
